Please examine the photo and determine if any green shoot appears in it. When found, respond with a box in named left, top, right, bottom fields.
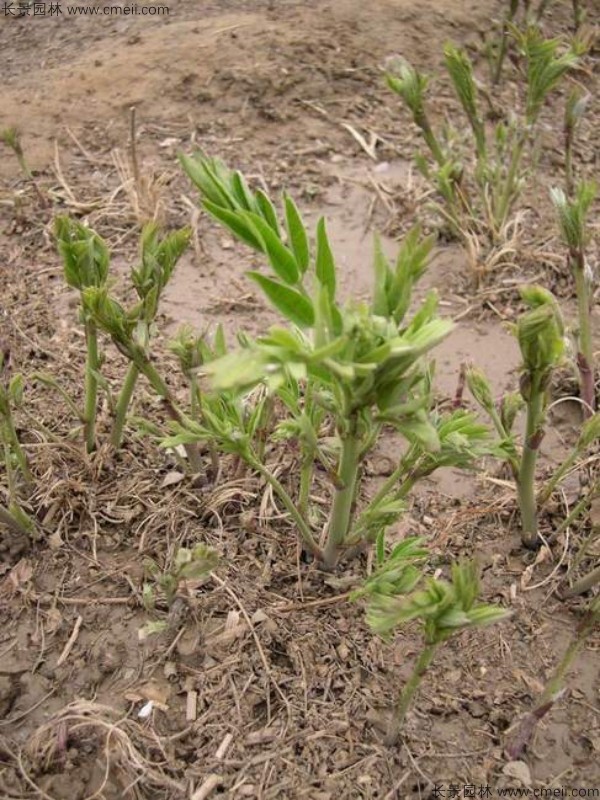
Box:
left=1, top=127, right=33, bottom=180
left=388, top=32, right=580, bottom=250
left=55, top=217, right=110, bottom=453
left=365, top=559, right=509, bottom=744
left=144, top=544, right=218, bottom=610
left=444, top=44, right=486, bottom=162
left=110, top=224, right=190, bottom=448
left=0, top=353, right=35, bottom=537
left=551, top=181, right=596, bottom=417
left=179, top=154, right=498, bottom=568
left=506, top=595, right=599, bottom=758
left=491, top=0, right=519, bottom=85
left=515, top=287, right=565, bottom=547
left=564, top=87, right=590, bottom=196
left=385, top=58, right=445, bottom=167
left=468, top=362, right=600, bottom=550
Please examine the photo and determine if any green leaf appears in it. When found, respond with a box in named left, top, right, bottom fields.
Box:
left=372, top=233, right=390, bottom=317
left=466, top=605, right=511, bottom=627
left=203, top=200, right=263, bottom=250
left=231, top=171, right=256, bottom=211
left=315, top=217, right=336, bottom=298
left=284, top=194, right=310, bottom=274
left=247, top=272, right=314, bottom=327
left=241, top=212, right=299, bottom=284
left=256, top=190, right=281, bottom=235
left=179, top=153, right=234, bottom=209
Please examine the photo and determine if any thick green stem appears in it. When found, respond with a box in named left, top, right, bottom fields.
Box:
left=111, top=363, right=140, bottom=448
left=84, top=318, right=99, bottom=453
left=322, top=424, right=362, bottom=569
left=518, top=377, right=544, bottom=548
left=385, top=642, right=439, bottom=746
left=574, top=261, right=595, bottom=417
left=415, top=112, right=445, bottom=168
left=506, top=606, right=598, bottom=759
left=247, top=454, right=323, bottom=560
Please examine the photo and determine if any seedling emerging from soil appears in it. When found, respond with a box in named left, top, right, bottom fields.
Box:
left=365, top=558, right=509, bottom=745
left=387, top=30, right=580, bottom=250
left=179, top=154, right=497, bottom=568
left=468, top=288, right=600, bottom=547
left=55, top=218, right=190, bottom=452
left=143, top=544, right=218, bottom=610
left=506, top=594, right=599, bottom=759
left=551, top=181, right=596, bottom=417
left=1, top=127, right=33, bottom=180
left=0, top=352, right=35, bottom=537
left=514, top=287, right=565, bottom=547
left=55, top=217, right=110, bottom=453
left=110, top=224, right=191, bottom=447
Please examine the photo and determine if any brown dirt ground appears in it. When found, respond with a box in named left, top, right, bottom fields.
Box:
left=1, top=0, right=599, bottom=798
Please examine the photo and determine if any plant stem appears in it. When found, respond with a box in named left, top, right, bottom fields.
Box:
left=564, top=564, right=600, bottom=597
left=564, top=127, right=574, bottom=197
left=538, top=449, right=578, bottom=508
left=298, top=449, right=314, bottom=520
left=518, top=375, right=544, bottom=548
left=493, top=4, right=516, bottom=86
left=573, top=259, right=595, bottom=417
left=84, top=318, right=99, bottom=453
left=0, top=502, right=33, bottom=537
left=247, top=454, right=323, bottom=560
left=414, top=112, right=445, bottom=168
left=505, top=604, right=598, bottom=759
left=136, top=354, right=202, bottom=472
left=2, top=442, right=35, bottom=536
left=2, top=413, right=32, bottom=485
left=322, top=421, right=362, bottom=569
left=385, top=642, right=439, bottom=746
left=496, top=132, right=526, bottom=229
left=111, top=363, right=139, bottom=448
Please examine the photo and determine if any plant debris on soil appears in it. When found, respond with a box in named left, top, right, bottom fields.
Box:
left=1, top=1, right=599, bottom=798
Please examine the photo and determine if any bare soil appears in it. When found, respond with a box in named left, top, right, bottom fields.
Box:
left=1, top=1, right=599, bottom=798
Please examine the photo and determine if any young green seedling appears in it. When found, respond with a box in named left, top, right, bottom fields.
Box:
left=564, top=88, right=590, bottom=197
left=55, top=216, right=110, bottom=453
left=143, top=544, right=218, bottom=610
left=111, top=224, right=191, bottom=448
left=179, top=154, right=498, bottom=568
left=551, top=181, right=596, bottom=417
left=468, top=287, right=569, bottom=548
left=387, top=30, right=580, bottom=248
left=0, top=352, right=35, bottom=537
left=365, top=559, right=509, bottom=744
left=1, top=127, right=33, bottom=181
left=513, top=286, right=564, bottom=547
left=468, top=364, right=600, bottom=549
left=141, top=544, right=218, bottom=638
